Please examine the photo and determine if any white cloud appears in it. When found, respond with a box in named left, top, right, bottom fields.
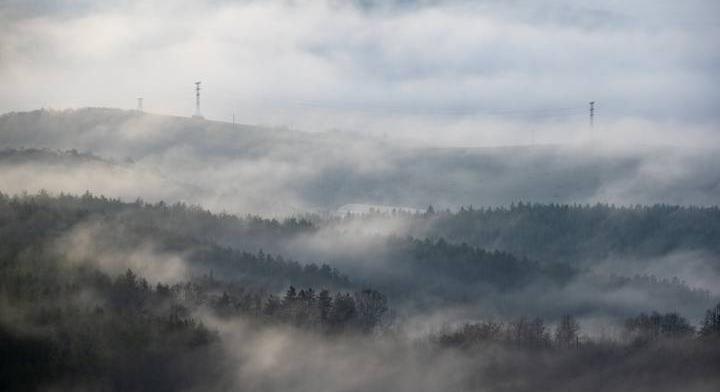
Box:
left=1, top=0, right=717, bottom=144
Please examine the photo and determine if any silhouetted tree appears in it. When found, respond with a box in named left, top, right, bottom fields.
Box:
left=354, top=289, right=388, bottom=332
left=625, top=312, right=694, bottom=344
left=555, top=314, right=580, bottom=349
left=283, top=286, right=297, bottom=304
left=329, top=293, right=357, bottom=331
left=263, top=295, right=282, bottom=317
left=510, top=317, right=550, bottom=348
left=318, top=289, right=332, bottom=323
left=700, top=302, right=720, bottom=339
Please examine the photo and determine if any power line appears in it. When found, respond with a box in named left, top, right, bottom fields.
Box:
left=197, top=85, right=596, bottom=122
left=213, top=94, right=585, bottom=120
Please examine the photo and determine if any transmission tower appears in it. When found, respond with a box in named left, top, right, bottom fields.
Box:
left=193, top=81, right=204, bottom=119
left=137, top=97, right=143, bottom=112
left=589, top=101, right=595, bottom=129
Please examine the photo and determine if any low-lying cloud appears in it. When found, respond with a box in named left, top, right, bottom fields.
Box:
left=1, top=0, right=718, bottom=145
left=54, top=220, right=191, bottom=283
left=2, top=111, right=720, bottom=216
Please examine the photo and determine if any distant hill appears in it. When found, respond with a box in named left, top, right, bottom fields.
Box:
left=2, top=108, right=719, bottom=213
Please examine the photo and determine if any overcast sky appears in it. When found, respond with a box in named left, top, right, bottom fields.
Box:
left=1, top=0, right=718, bottom=145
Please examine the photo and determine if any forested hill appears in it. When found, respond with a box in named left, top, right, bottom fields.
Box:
left=379, top=203, right=720, bottom=264
left=0, top=192, right=348, bottom=292
left=1, top=192, right=714, bottom=319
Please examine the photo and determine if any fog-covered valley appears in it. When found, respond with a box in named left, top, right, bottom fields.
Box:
left=2, top=0, right=720, bottom=390
left=1, top=108, right=720, bottom=391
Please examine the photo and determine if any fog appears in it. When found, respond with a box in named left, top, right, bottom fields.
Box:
left=1, top=174, right=719, bottom=391
left=206, top=316, right=720, bottom=392
left=1, top=1, right=719, bottom=391
left=54, top=220, right=192, bottom=284
left=1, top=0, right=719, bottom=144
left=1, top=109, right=720, bottom=216
left=1, top=109, right=718, bottom=322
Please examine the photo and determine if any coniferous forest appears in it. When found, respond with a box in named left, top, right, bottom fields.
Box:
left=2, top=1, right=720, bottom=390
left=1, top=190, right=719, bottom=391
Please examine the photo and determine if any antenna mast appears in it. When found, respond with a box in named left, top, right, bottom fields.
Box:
left=193, top=81, right=204, bottom=119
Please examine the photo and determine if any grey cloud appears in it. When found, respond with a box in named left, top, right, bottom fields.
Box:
left=1, top=0, right=718, bottom=133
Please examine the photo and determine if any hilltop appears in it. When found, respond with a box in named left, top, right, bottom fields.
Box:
left=1, top=108, right=719, bottom=214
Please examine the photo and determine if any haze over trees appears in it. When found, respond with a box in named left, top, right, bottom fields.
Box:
left=1, top=190, right=719, bottom=391
left=2, top=0, right=720, bottom=388
left=3, top=108, right=720, bottom=215
left=1, top=111, right=720, bottom=391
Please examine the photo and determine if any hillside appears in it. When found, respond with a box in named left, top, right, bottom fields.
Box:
left=2, top=108, right=720, bottom=215
left=1, top=191, right=714, bottom=320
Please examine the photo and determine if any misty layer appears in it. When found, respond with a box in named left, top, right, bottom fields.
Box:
left=2, top=109, right=720, bottom=215
left=2, top=242, right=719, bottom=391
left=2, top=0, right=719, bottom=390
left=1, top=191, right=716, bottom=321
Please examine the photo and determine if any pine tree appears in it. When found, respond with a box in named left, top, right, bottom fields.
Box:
left=329, top=293, right=357, bottom=331
left=318, top=289, right=332, bottom=323
left=700, top=302, right=720, bottom=339
left=263, top=295, right=281, bottom=318
left=354, top=289, right=388, bottom=332
left=283, top=286, right=297, bottom=304
left=554, top=314, right=580, bottom=349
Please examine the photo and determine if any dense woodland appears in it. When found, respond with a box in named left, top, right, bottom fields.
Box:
left=2, top=262, right=719, bottom=390
left=1, top=192, right=714, bottom=314
left=0, top=267, right=386, bottom=391
left=2, top=0, right=720, bottom=387
left=323, top=202, right=720, bottom=262
left=1, top=191, right=719, bottom=390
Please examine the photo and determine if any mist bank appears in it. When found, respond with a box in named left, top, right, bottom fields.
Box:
left=1, top=191, right=719, bottom=391
left=293, top=203, right=720, bottom=264
left=2, top=243, right=719, bottom=392
left=2, top=108, right=720, bottom=215
left=1, top=191, right=716, bottom=322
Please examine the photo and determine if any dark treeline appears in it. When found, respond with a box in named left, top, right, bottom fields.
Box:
left=1, top=267, right=221, bottom=391
left=0, top=262, right=387, bottom=391
left=2, top=261, right=718, bottom=391
left=427, top=306, right=720, bottom=392
left=1, top=192, right=713, bottom=316
left=329, top=202, right=720, bottom=263
left=1, top=192, right=720, bottom=391
left=10, top=190, right=720, bottom=266
left=12, top=190, right=720, bottom=265
left=0, top=190, right=316, bottom=251
left=0, top=191, right=347, bottom=292
left=434, top=306, right=720, bottom=350
left=307, top=204, right=719, bottom=315
left=302, top=234, right=712, bottom=316
left=367, top=236, right=574, bottom=301
left=0, top=192, right=387, bottom=390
